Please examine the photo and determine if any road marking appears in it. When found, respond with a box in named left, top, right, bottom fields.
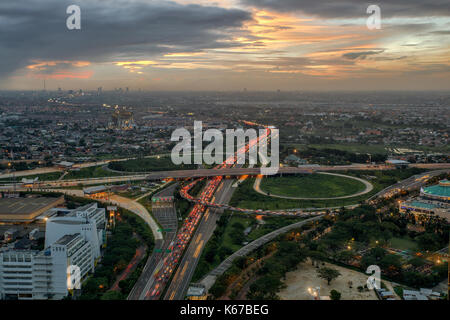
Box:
left=193, top=240, right=204, bottom=258
left=180, top=262, right=189, bottom=278
left=195, top=233, right=202, bottom=244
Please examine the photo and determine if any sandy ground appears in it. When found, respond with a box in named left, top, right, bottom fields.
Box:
left=279, top=259, right=399, bottom=300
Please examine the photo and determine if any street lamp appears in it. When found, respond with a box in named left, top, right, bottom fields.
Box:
left=308, top=286, right=321, bottom=300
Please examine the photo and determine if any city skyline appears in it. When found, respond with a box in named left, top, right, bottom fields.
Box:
left=0, top=0, right=449, bottom=91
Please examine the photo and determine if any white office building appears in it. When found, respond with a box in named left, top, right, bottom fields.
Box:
left=0, top=203, right=105, bottom=300
left=45, top=216, right=101, bottom=261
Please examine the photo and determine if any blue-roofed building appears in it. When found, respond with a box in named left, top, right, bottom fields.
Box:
left=420, top=180, right=450, bottom=203
left=399, top=180, right=450, bottom=221
left=386, top=159, right=410, bottom=168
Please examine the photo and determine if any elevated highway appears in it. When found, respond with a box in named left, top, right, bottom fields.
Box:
left=145, top=163, right=450, bottom=180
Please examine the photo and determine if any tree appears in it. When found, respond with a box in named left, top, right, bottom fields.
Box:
left=101, top=290, right=124, bottom=300
left=317, top=267, right=341, bottom=285
left=330, top=289, right=341, bottom=300
left=369, top=247, right=386, bottom=261
left=380, top=254, right=402, bottom=270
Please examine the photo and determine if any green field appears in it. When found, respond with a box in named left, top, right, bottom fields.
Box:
left=292, top=143, right=388, bottom=155
left=230, top=168, right=428, bottom=210
left=389, top=237, right=418, bottom=251
left=260, top=173, right=365, bottom=198
left=231, top=178, right=376, bottom=210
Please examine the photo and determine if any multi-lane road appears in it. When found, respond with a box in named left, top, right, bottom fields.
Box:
left=164, top=178, right=236, bottom=300
left=2, top=163, right=450, bottom=190
left=128, top=184, right=178, bottom=300
left=144, top=163, right=450, bottom=180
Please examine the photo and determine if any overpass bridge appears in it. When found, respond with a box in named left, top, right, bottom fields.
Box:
left=144, top=162, right=450, bottom=180
left=145, top=164, right=390, bottom=180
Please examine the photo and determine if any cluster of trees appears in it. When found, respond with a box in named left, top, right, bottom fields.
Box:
left=229, top=222, right=246, bottom=246
left=247, top=241, right=307, bottom=300
left=174, top=184, right=195, bottom=221
left=194, top=214, right=305, bottom=283
left=79, top=222, right=139, bottom=300
left=416, top=232, right=447, bottom=252
left=281, top=147, right=387, bottom=165
left=401, top=263, right=448, bottom=288
left=360, top=247, right=403, bottom=277
left=189, top=179, right=207, bottom=197
left=310, top=205, right=449, bottom=288
left=108, top=156, right=196, bottom=172
left=0, top=160, right=54, bottom=171
left=79, top=209, right=153, bottom=300
left=193, top=215, right=235, bottom=282
left=64, top=166, right=117, bottom=180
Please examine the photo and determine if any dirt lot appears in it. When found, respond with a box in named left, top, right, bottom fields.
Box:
left=279, top=259, right=399, bottom=300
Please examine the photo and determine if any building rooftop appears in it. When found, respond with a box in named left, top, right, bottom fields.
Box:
left=49, top=219, right=87, bottom=225
left=83, top=185, right=107, bottom=194
left=422, top=181, right=450, bottom=198
left=386, top=159, right=410, bottom=165
left=55, top=234, right=80, bottom=246
left=404, top=201, right=439, bottom=210
left=0, top=197, right=64, bottom=222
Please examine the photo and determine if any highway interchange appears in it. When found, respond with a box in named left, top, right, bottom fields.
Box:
left=1, top=127, right=449, bottom=300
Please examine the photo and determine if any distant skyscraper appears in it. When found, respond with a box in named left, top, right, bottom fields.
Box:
left=97, top=87, right=102, bottom=96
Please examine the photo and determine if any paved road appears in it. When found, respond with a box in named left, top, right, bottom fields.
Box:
left=164, top=178, right=236, bottom=300
left=3, top=163, right=450, bottom=188
left=368, top=168, right=450, bottom=201
left=36, top=188, right=163, bottom=241
left=200, top=215, right=324, bottom=291
left=0, top=154, right=173, bottom=179
left=128, top=184, right=178, bottom=300
left=144, top=163, right=450, bottom=180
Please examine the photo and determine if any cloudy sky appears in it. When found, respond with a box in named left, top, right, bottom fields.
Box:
left=0, top=0, right=449, bottom=90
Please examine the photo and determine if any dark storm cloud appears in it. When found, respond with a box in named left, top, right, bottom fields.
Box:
left=241, top=0, right=450, bottom=18
left=342, top=50, right=384, bottom=60
left=0, top=0, right=252, bottom=76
